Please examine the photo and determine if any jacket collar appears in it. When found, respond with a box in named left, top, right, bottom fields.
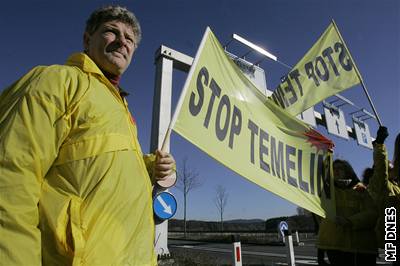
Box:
left=66, top=52, right=129, bottom=101
left=66, top=52, right=104, bottom=76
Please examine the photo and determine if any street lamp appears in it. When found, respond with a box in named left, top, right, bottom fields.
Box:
left=232, top=33, right=278, bottom=62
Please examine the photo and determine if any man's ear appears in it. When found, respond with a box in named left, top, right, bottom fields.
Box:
left=83, top=32, right=90, bottom=51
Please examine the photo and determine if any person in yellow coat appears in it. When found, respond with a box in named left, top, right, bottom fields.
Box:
left=368, top=127, right=400, bottom=266
left=318, top=159, right=378, bottom=266
left=0, top=5, right=175, bottom=266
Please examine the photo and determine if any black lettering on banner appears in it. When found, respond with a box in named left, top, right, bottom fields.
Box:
left=259, top=129, right=270, bottom=173
left=191, top=69, right=243, bottom=149
left=229, top=106, right=242, bottom=149
left=280, top=85, right=290, bottom=108
left=289, top=69, right=303, bottom=97
left=276, top=84, right=289, bottom=108
left=204, top=78, right=221, bottom=128
left=309, top=153, right=316, bottom=195
left=322, top=47, right=340, bottom=76
left=323, top=154, right=331, bottom=199
left=190, top=67, right=208, bottom=116
left=272, top=87, right=286, bottom=108
left=297, top=149, right=309, bottom=193
left=246, top=117, right=327, bottom=198
left=334, top=42, right=353, bottom=71
left=315, top=56, right=329, bottom=81
left=215, top=95, right=231, bottom=142
left=317, top=154, right=324, bottom=196
left=305, top=61, right=320, bottom=86
left=271, top=93, right=279, bottom=106
left=282, top=77, right=298, bottom=105
left=248, top=119, right=259, bottom=164
left=286, top=145, right=298, bottom=188
left=270, top=136, right=285, bottom=181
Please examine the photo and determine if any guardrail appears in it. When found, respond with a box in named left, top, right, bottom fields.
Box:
left=169, top=231, right=316, bottom=245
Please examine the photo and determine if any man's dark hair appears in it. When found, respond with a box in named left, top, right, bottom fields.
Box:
left=333, top=159, right=360, bottom=187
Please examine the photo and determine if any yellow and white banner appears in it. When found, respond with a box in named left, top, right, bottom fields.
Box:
left=270, top=21, right=361, bottom=116
left=171, top=28, right=336, bottom=218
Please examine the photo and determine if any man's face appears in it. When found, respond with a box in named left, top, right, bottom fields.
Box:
left=84, top=20, right=136, bottom=75
left=333, top=164, right=346, bottom=180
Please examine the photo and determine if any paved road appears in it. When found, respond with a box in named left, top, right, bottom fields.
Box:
left=169, top=239, right=316, bottom=265
left=167, top=239, right=392, bottom=265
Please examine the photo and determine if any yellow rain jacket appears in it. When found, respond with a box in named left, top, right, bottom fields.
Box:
left=317, top=184, right=378, bottom=254
left=368, top=143, right=400, bottom=248
left=0, top=53, right=157, bottom=265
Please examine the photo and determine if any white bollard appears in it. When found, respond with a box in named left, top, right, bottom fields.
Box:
left=284, top=230, right=295, bottom=266
left=232, top=235, right=242, bottom=266
left=295, top=230, right=304, bottom=246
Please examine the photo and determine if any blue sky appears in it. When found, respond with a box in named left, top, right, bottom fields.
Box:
left=1, top=0, right=399, bottom=221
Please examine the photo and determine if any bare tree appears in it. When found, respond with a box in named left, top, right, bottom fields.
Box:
left=214, top=185, right=228, bottom=232
left=175, top=157, right=202, bottom=238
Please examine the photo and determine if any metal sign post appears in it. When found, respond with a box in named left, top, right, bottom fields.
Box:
left=151, top=46, right=193, bottom=258
left=152, top=50, right=173, bottom=258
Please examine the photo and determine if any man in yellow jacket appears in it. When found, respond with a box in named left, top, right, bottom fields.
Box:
left=0, top=5, right=175, bottom=266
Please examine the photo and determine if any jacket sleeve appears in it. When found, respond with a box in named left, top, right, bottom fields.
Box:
left=143, top=153, right=156, bottom=184
left=348, top=144, right=386, bottom=230
left=0, top=67, right=70, bottom=265
left=367, top=143, right=389, bottom=205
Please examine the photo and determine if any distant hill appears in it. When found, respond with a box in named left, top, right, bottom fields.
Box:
left=169, top=214, right=316, bottom=232
left=225, top=219, right=264, bottom=224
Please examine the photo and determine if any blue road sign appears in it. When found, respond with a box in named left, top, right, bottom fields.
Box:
left=153, top=191, right=177, bottom=220
left=278, top=221, right=289, bottom=236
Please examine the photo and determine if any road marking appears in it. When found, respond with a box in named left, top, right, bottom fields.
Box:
left=170, top=244, right=316, bottom=260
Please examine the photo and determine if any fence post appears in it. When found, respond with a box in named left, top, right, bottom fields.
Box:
left=295, top=230, right=304, bottom=246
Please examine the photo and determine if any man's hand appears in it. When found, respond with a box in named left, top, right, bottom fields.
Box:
left=154, top=149, right=176, bottom=181
left=352, top=182, right=367, bottom=192
left=375, top=126, right=389, bottom=144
